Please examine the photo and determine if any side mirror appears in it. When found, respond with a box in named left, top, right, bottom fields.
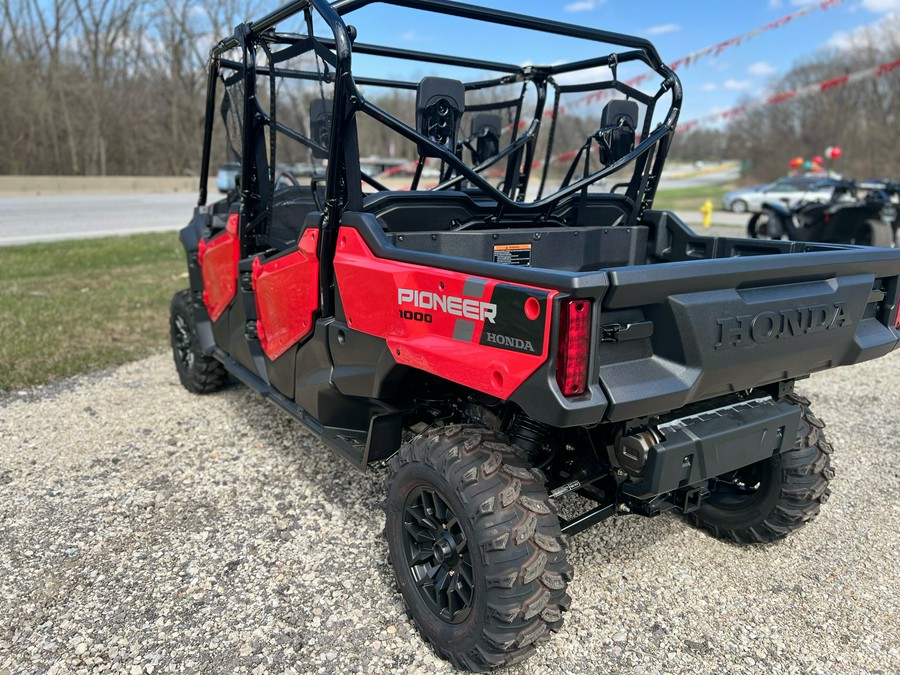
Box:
left=470, top=113, right=501, bottom=165
left=309, top=99, right=332, bottom=159
left=598, top=100, right=638, bottom=167
left=416, top=77, right=464, bottom=157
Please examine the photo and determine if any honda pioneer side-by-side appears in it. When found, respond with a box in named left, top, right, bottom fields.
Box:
left=170, top=1, right=900, bottom=670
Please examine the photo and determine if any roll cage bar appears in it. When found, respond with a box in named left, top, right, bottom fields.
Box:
left=197, top=0, right=683, bottom=232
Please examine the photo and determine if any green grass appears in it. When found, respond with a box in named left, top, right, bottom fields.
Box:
left=652, top=183, right=735, bottom=212
left=0, top=232, right=187, bottom=391
left=0, top=187, right=740, bottom=392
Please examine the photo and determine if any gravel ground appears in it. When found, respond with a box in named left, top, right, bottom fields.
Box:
left=2, top=350, right=899, bottom=675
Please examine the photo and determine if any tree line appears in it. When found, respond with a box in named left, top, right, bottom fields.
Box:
left=3, top=0, right=895, bottom=182
left=670, top=20, right=900, bottom=182
left=0, top=0, right=262, bottom=176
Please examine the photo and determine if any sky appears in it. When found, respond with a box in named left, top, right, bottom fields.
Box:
left=326, top=0, right=899, bottom=122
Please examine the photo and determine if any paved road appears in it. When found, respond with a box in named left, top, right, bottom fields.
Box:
left=0, top=191, right=747, bottom=247
left=0, top=193, right=200, bottom=246
left=658, top=164, right=742, bottom=191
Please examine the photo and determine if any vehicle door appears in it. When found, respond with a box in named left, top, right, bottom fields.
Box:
left=249, top=201, right=322, bottom=399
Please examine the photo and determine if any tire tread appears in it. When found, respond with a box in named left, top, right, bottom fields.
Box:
left=385, top=425, right=571, bottom=672
left=687, top=393, right=833, bottom=544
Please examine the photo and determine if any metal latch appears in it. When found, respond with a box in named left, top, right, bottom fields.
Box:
left=601, top=320, right=653, bottom=343
left=867, top=288, right=886, bottom=304
left=240, top=272, right=254, bottom=292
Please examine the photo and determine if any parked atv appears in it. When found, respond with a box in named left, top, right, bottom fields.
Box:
left=747, top=179, right=895, bottom=246
left=170, top=1, right=900, bottom=670
left=859, top=179, right=900, bottom=245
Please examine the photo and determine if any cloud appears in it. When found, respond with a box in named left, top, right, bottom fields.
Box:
left=827, top=29, right=855, bottom=50
left=862, top=0, right=900, bottom=11
left=553, top=64, right=612, bottom=86
left=748, top=61, right=777, bottom=76
left=827, top=13, right=900, bottom=50
left=723, top=79, right=752, bottom=90
left=399, top=30, right=417, bottom=41
left=646, top=23, right=680, bottom=35
left=564, top=1, right=596, bottom=12
left=701, top=83, right=717, bottom=91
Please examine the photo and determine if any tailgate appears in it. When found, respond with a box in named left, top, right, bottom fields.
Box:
left=598, top=249, right=900, bottom=421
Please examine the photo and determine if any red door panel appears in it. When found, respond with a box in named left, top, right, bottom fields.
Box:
left=197, top=213, right=239, bottom=322
left=251, top=228, right=320, bottom=360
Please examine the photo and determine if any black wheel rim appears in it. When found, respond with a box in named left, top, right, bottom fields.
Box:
left=401, top=485, right=475, bottom=624
left=173, top=314, right=195, bottom=370
left=707, top=459, right=767, bottom=509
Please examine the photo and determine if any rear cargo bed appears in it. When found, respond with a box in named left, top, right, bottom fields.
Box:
left=345, top=207, right=900, bottom=423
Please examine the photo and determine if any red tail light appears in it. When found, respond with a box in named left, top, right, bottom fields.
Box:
left=556, top=299, right=591, bottom=397
left=894, top=302, right=900, bottom=330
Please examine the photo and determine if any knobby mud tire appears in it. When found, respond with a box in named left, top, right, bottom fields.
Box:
left=384, top=425, right=573, bottom=672
left=686, top=394, right=834, bottom=544
left=169, top=290, right=227, bottom=394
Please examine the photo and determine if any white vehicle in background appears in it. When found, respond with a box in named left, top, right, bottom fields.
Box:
left=723, top=177, right=839, bottom=213
left=215, top=162, right=240, bottom=193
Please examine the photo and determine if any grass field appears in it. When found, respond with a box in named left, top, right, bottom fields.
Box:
left=0, top=186, right=738, bottom=392
left=652, top=183, right=734, bottom=212
left=0, top=233, right=186, bottom=391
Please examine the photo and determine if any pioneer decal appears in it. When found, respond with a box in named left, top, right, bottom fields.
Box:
left=715, top=302, right=852, bottom=350
left=398, top=288, right=497, bottom=323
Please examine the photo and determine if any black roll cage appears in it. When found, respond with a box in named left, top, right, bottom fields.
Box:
left=198, top=0, right=682, bottom=207
left=196, top=0, right=683, bottom=308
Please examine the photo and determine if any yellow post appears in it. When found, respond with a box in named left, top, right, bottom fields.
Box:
left=700, top=199, right=713, bottom=228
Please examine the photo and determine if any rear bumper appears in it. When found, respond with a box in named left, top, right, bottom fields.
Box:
left=621, top=397, right=802, bottom=499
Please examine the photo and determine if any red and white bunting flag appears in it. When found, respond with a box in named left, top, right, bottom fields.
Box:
left=548, top=0, right=846, bottom=119
left=678, top=56, right=900, bottom=130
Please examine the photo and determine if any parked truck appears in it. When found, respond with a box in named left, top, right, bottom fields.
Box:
left=170, top=1, right=900, bottom=670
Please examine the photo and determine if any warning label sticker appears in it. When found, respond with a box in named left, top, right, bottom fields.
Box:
left=492, top=243, right=532, bottom=267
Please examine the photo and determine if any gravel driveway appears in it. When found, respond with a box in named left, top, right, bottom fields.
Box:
left=2, top=351, right=899, bottom=674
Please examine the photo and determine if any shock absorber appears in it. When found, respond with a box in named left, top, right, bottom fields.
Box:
left=507, top=414, right=550, bottom=458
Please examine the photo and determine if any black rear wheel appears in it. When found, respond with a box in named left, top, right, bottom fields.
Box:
left=746, top=212, right=766, bottom=238
left=385, top=425, right=572, bottom=671
left=170, top=290, right=227, bottom=394
left=401, top=485, right=476, bottom=624
left=850, top=220, right=893, bottom=247
left=686, top=394, right=833, bottom=544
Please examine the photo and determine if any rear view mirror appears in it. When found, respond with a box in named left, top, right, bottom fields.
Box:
left=469, top=113, right=501, bottom=165
left=416, top=77, right=464, bottom=157
left=309, top=99, right=332, bottom=159
left=598, top=100, right=638, bottom=167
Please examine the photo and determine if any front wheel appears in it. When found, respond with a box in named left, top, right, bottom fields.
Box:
left=384, top=425, right=572, bottom=671
left=686, top=394, right=834, bottom=544
left=746, top=212, right=766, bottom=239
left=170, top=290, right=227, bottom=394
